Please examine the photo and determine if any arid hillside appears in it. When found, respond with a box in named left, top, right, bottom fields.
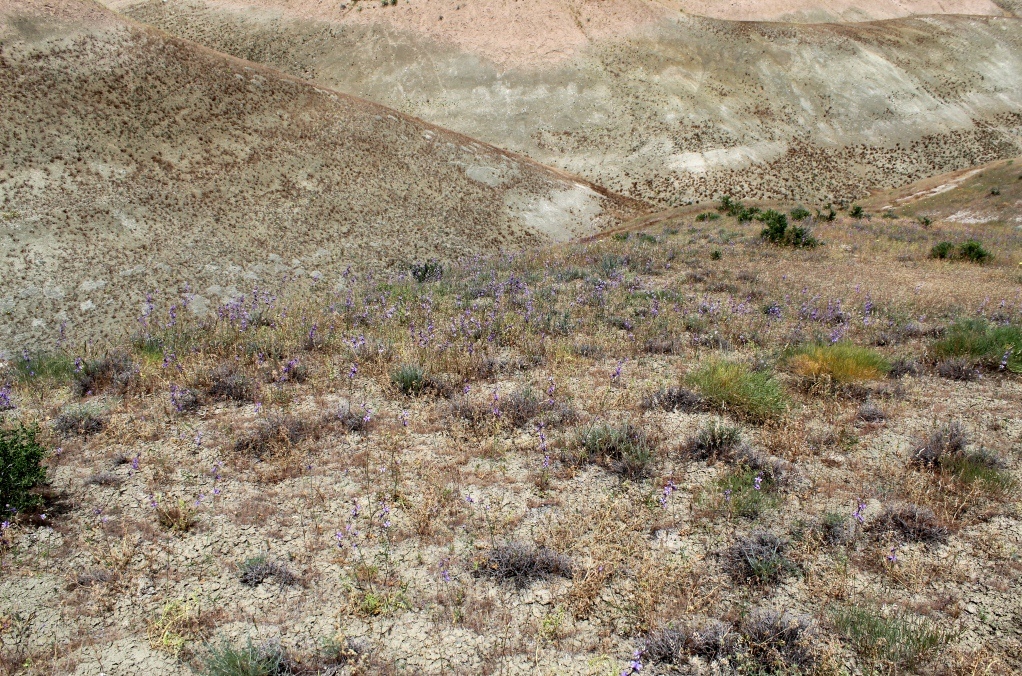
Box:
left=0, top=0, right=644, bottom=353
left=1, top=161, right=1020, bottom=675
left=117, top=0, right=1022, bottom=207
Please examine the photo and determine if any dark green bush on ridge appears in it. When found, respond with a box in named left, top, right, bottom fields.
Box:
left=929, top=239, right=991, bottom=263
left=758, top=210, right=818, bottom=248
left=1, top=424, right=48, bottom=513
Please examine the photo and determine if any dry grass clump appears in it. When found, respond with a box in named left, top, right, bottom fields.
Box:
left=857, top=401, right=886, bottom=422
left=936, top=358, right=979, bottom=381
left=641, top=386, right=703, bottom=412
left=472, top=542, right=574, bottom=588
left=723, top=531, right=798, bottom=584
left=571, top=422, right=659, bottom=479
left=868, top=504, right=949, bottom=543
left=238, top=554, right=298, bottom=588
left=911, top=421, right=968, bottom=468
left=642, top=610, right=819, bottom=673
left=234, top=413, right=306, bottom=459
left=681, top=419, right=744, bottom=461
left=205, top=364, right=257, bottom=403
left=72, top=351, right=138, bottom=397
left=788, top=342, right=890, bottom=387
left=52, top=404, right=105, bottom=436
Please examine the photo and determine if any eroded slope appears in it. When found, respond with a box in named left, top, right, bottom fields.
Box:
left=0, top=0, right=644, bottom=352
left=117, top=1, right=1022, bottom=209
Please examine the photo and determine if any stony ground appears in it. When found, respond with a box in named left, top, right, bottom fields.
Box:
left=2, top=183, right=1020, bottom=674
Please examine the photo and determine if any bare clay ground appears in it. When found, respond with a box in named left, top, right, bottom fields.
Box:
left=118, top=0, right=1022, bottom=211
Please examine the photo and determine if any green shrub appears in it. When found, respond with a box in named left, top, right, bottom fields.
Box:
left=929, top=240, right=991, bottom=263
left=958, top=239, right=991, bottom=263
left=788, top=343, right=890, bottom=385
left=391, top=364, right=426, bottom=395
left=709, top=248, right=722, bottom=260
left=758, top=210, right=818, bottom=248
left=927, top=319, right=1022, bottom=373
left=687, top=361, right=786, bottom=421
left=695, top=212, right=720, bottom=222
left=789, top=206, right=811, bottom=221
left=833, top=604, right=955, bottom=671
left=201, top=637, right=289, bottom=676
left=818, top=206, right=836, bottom=222
left=718, top=196, right=759, bottom=222
left=849, top=205, right=865, bottom=219
left=1, top=424, right=47, bottom=513
left=929, top=241, right=954, bottom=259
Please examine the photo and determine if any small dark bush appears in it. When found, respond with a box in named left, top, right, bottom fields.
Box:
left=72, top=351, right=137, bottom=397
left=818, top=206, right=837, bottom=222
left=724, top=531, right=797, bottom=584
left=849, top=205, right=865, bottom=219
left=887, top=358, right=920, bottom=379
left=709, top=248, right=722, bottom=260
left=572, top=343, right=605, bottom=359
left=473, top=542, right=573, bottom=588
left=869, top=504, right=948, bottom=543
left=930, top=241, right=954, bottom=259
left=238, top=554, right=298, bottom=588
left=642, top=336, right=683, bottom=355
left=936, top=358, right=979, bottom=381
left=682, top=420, right=743, bottom=461
left=207, top=365, right=256, bottom=403
left=411, top=259, right=443, bottom=283
left=857, top=401, right=886, bottom=422
left=817, top=511, right=856, bottom=545
left=641, top=386, right=703, bottom=412
left=789, top=206, right=811, bottom=221
left=758, top=210, right=788, bottom=244
left=643, top=621, right=739, bottom=665
left=573, top=423, right=658, bottom=479
left=696, top=212, right=721, bottom=222
left=53, top=406, right=105, bottom=436
left=718, top=195, right=760, bottom=222
left=930, top=240, right=991, bottom=263
left=912, top=421, right=967, bottom=468
left=502, top=387, right=543, bottom=428
left=1, top=424, right=47, bottom=513
left=170, top=385, right=202, bottom=412
left=336, top=405, right=374, bottom=433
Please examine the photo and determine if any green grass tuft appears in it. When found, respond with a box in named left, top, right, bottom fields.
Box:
left=928, top=319, right=1022, bottom=373
left=833, top=604, right=955, bottom=671
left=687, top=361, right=786, bottom=421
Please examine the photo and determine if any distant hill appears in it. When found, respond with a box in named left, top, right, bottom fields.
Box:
left=0, top=0, right=644, bottom=351
left=115, top=0, right=1022, bottom=208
